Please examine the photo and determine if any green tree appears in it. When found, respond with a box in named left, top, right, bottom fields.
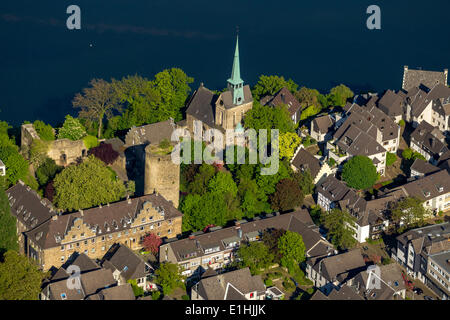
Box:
left=299, top=104, right=322, bottom=121
left=328, top=84, right=354, bottom=107
left=278, top=230, right=306, bottom=267
left=0, top=178, right=18, bottom=255
left=270, top=178, right=304, bottom=212
left=321, top=208, right=357, bottom=250
left=0, top=144, right=29, bottom=186
left=391, top=197, right=429, bottom=231
left=386, top=152, right=397, bottom=166
left=29, top=139, right=50, bottom=168
left=58, top=115, right=87, bottom=140
left=262, top=228, right=286, bottom=264
left=244, top=101, right=295, bottom=134
left=295, top=87, right=322, bottom=109
left=252, top=75, right=298, bottom=100
left=154, top=262, right=184, bottom=295
left=53, top=156, right=126, bottom=211
left=208, top=171, right=238, bottom=197
left=35, top=158, right=62, bottom=187
left=0, top=251, right=43, bottom=300
left=188, top=164, right=216, bottom=194
left=74, top=78, right=122, bottom=138
left=237, top=178, right=270, bottom=218
left=279, top=132, right=302, bottom=160
left=236, top=242, right=274, bottom=275
left=342, top=155, right=378, bottom=190
left=294, top=169, right=315, bottom=195
left=33, top=120, right=55, bottom=141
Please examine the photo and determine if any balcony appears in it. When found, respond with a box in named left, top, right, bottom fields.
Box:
left=326, top=142, right=349, bottom=164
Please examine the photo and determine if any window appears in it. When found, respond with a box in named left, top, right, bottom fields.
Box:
left=84, top=240, right=87, bottom=245
left=61, top=293, right=67, bottom=300
left=81, top=233, right=85, bottom=237
left=140, top=226, right=144, bottom=231
left=101, top=236, right=105, bottom=242
left=108, top=235, right=113, bottom=240
left=91, top=248, right=95, bottom=253
left=76, top=242, right=80, bottom=247
left=91, top=238, right=95, bottom=243
left=61, top=246, right=64, bottom=251
left=102, top=246, right=105, bottom=251
left=250, top=292, right=254, bottom=298
left=60, top=256, right=65, bottom=262
left=168, top=229, right=172, bottom=234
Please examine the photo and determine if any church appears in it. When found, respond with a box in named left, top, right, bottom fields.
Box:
left=184, top=36, right=253, bottom=137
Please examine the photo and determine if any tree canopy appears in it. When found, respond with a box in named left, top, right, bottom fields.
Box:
left=390, top=197, right=428, bottom=232
left=320, top=208, right=357, bottom=250
left=279, top=132, right=302, bottom=160
left=236, top=241, right=274, bottom=275
left=270, top=178, right=304, bottom=212
left=342, top=155, right=378, bottom=190
left=53, top=156, right=126, bottom=211
left=243, top=101, right=295, bottom=134
left=57, top=115, right=87, bottom=141
left=154, top=262, right=184, bottom=295
left=0, top=251, right=43, bottom=300
left=278, top=230, right=306, bottom=267
left=252, top=75, right=298, bottom=100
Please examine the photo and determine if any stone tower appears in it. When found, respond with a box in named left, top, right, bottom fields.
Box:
left=144, top=143, right=180, bottom=208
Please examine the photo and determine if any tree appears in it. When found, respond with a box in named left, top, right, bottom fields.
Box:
left=262, top=228, right=286, bottom=264
left=278, top=230, right=306, bottom=267
left=391, top=197, right=429, bottom=231
left=207, top=171, right=238, bottom=197
left=29, top=138, right=50, bottom=168
left=293, top=169, right=315, bottom=195
left=252, top=75, right=298, bottom=100
left=342, top=155, right=378, bottom=190
left=279, top=132, right=302, bottom=160
left=74, top=78, right=122, bottom=138
left=402, top=148, right=425, bottom=161
left=0, top=144, right=29, bottom=186
left=295, top=87, right=322, bottom=109
left=0, top=178, right=18, bottom=255
left=53, top=156, right=126, bottom=211
left=57, top=115, right=87, bottom=140
left=299, top=104, right=321, bottom=121
left=386, top=152, right=397, bottom=166
left=328, top=84, right=354, bottom=107
left=154, top=262, right=184, bottom=295
left=0, top=251, right=43, bottom=300
left=244, top=101, right=295, bottom=135
left=88, top=142, right=119, bottom=165
left=320, top=208, right=357, bottom=250
left=36, top=157, right=62, bottom=187
left=237, top=178, right=270, bottom=218
left=142, top=233, right=162, bottom=255
left=270, top=178, right=304, bottom=212
left=188, top=164, right=216, bottom=195
left=236, top=242, right=274, bottom=275
left=33, top=120, right=55, bottom=141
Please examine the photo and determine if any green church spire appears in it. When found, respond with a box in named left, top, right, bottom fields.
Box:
left=227, top=35, right=245, bottom=105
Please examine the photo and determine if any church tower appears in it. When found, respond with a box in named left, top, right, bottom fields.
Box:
left=215, top=35, right=253, bottom=131
left=227, top=36, right=245, bottom=105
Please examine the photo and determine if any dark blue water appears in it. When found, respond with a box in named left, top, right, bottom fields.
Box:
left=0, top=0, right=449, bottom=126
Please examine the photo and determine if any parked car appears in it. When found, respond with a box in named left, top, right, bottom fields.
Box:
left=424, top=295, right=435, bottom=301
left=413, top=287, right=423, bottom=295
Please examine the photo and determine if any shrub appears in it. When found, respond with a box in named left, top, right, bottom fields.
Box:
left=33, top=120, right=55, bottom=141
left=36, top=158, right=62, bottom=187
left=83, top=135, right=99, bottom=149
left=398, top=119, right=405, bottom=127
left=264, top=278, right=273, bottom=286
left=88, top=142, right=119, bottom=165
left=282, top=278, right=295, bottom=291
left=386, top=152, right=397, bottom=166
left=181, top=294, right=190, bottom=300
left=328, top=157, right=336, bottom=167
left=152, top=291, right=161, bottom=300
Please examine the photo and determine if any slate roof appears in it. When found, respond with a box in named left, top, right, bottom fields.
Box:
left=377, top=89, right=404, bottom=118
left=310, top=286, right=363, bottom=300
left=261, top=87, right=301, bottom=117
left=290, top=147, right=321, bottom=179
left=124, top=119, right=176, bottom=147
left=219, top=85, right=253, bottom=109
left=308, top=249, right=366, bottom=283
left=100, top=243, right=151, bottom=281
left=410, top=158, right=440, bottom=177
left=312, top=115, right=333, bottom=134
left=6, top=180, right=56, bottom=231
left=164, top=210, right=333, bottom=263
left=50, top=253, right=101, bottom=283
left=25, top=193, right=182, bottom=250
left=87, top=283, right=135, bottom=300
left=396, top=223, right=450, bottom=255
left=185, top=85, right=218, bottom=128
left=402, top=67, right=448, bottom=91
left=398, top=169, right=450, bottom=202
left=194, top=268, right=265, bottom=300
left=410, top=121, right=448, bottom=158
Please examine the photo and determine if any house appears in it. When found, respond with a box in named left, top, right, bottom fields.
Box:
left=391, top=169, right=450, bottom=214
left=404, top=84, right=450, bottom=132
left=410, top=158, right=440, bottom=179
left=0, top=159, right=5, bottom=176
left=402, top=66, right=448, bottom=92
left=6, top=180, right=56, bottom=254
left=306, top=249, right=366, bottom=295
left=310, top=285, right=363, bottom=300
left=410, top=121, right=448, bottom=164
left=100, top=243, right=155, bottom=292
left=159, top=210, right=334, bottom=277
left=349, top=263, right=407, bottom=300
left=426, top=250, right=450, bottom=299
left=310, top=115, right=334, bottom=142
left=327, top=102, right=400, bottom=175
left=186, top=36, right=253, bottom=135
left=376, top=89, right=406, bottom=122
left=41, top=252, right=135, bottom=300
left=191, top=268, right=266, bottom=300
left=391, top=222, right=450, bottom=285
left=261, top=87, right=302, bottom=123
left=290, top=146, right=332, bottom=184
left=316, top=175, right=393, bottom=243
left=20, top=193, right=182, bottom=271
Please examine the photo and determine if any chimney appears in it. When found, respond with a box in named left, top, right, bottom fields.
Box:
left=79, top=209, right=84, bottom=216
left=107, top=203, right=110, bottom=207
left=236, top=226, right=242, bottom=239
left=127, top=195, right=131, bottom=204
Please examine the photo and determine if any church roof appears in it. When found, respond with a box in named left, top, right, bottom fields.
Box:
left=227, top=36, right=243, bottom=85
left=185, top=85, right=218, bottom=128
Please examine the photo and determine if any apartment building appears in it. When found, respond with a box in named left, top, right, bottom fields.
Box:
left=427, top=250, right=450, bottom=300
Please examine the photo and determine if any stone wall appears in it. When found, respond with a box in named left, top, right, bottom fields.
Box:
left=47, top=139, right=87, bottom=166
left=144, top=144, right=180, bottom=208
